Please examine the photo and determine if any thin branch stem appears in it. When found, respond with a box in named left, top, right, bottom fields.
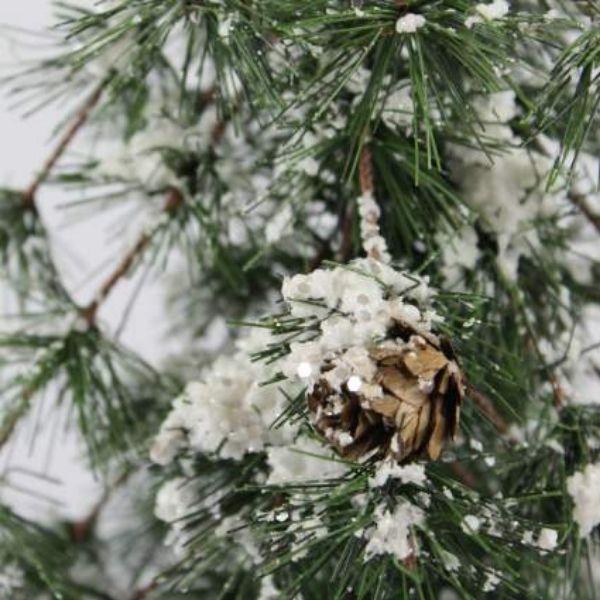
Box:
left=0, top=92, right=230, bottom=449
left=568, top=192, right=600, bottom=234
left=79, top=100, right=233, bottom=326
left=80, top=187, right=183, bottom=326
left=449, top=460, right=478, bottom=488
left=357, top=141, right=391, bottom=263
left=80, top=99, right=235, bottom=327
left=22, top=77, right=109, bottom=207
left=71, top=467, right=133, bottom=543
left=358, top=144, right=375, bottom=195
left=130, top=581, right=157, bottom=600
left=465, top=382, right=509, bottom=435
left=336, top=204, right=355, bottom=263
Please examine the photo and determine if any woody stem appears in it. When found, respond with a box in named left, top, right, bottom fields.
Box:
left=22, top=77, right=109, bottom=208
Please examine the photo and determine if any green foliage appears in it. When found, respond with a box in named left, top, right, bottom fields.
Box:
left=0, top=505, right=115, bottom=599
left=538, top=14, right=600, bottom=184
left=0, top=0, right=599, bottom=598
left=0, top=317, right=176, bottom=470
left=0, top=189, right=54, bottom=289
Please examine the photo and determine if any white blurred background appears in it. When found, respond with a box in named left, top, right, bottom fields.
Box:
left=0, top=2, right=170, bottom=523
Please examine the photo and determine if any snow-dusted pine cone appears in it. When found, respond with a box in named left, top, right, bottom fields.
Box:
left=307, top=321, right=464, bottom=464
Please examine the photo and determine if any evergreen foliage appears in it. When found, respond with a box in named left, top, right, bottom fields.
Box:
left=0, top=1, right=599, bottom=599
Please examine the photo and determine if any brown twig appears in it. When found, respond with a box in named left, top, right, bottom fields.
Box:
left=549, top=372, right=565, bottom=412
left=465, top=382, right=509, bottom=435
left=21, top=77, right=109, bottom=208
left=402, top=537, right=418, bottom=570
left=449, top=460, right=478, bottom=488
left=130, top=581, right=157, bottom=600
left=71, top=468, right=133, bottom=543
left=568, top=192, right=600, bottom=234
left=80, top=187, right=183, bottom=326
left=1, top=87, right=224, bottom=450
left=79, top=87, right=235, bottom=327
left=330, top=145, right=372, bottom=263
left=79, top=100, right=234, bottom=327
left=358, top=145, right=375, bottom=195
left=197, top=85, right=217, bottom=112
left=337, top=204, right=356, bottom=263
left=80, top=101, right=237, bottom=327
left=309, top=237, right=333, bottom=271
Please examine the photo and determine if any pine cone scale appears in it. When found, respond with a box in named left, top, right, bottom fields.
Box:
left=370, top=395, right=401, bottom=419
left=306, top=323, right=465, bottom=463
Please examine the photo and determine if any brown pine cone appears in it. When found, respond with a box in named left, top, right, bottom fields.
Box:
left=306, top=322, right=464, bottom=464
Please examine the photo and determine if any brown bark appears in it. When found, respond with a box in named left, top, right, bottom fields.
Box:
left=22, top=78, right=109, bottom=207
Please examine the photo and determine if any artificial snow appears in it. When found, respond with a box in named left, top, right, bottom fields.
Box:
left=0, top=564, right=24, bottom=596
left=475, top=1, right=510, bottom=21
left=369, top=462, right=427, bottom=488
left=364, top=502, right=425, bottom=561
left=395, top=13, right=426, bottom=34
left=566, top=462, right=600, bottom=537
left=483, top=570, right=501, bottom=592
left=537, top=528, right=558, bottom=551
left=151, top=334, right=297, bottom=464
left=461, top=514, right=481, bottom=534
left=258, top=576, right=281, bottom=600
left=154, top=477, right=199, bottom=524
left=522, top=527, right=558, bottom=552
left=357, top=192, right=391, bottom=263
left=442, top=551, right=461, bottom=573
left=265, top=204, right=294, bottom=244
left=266, top=436, right=348, bottom=485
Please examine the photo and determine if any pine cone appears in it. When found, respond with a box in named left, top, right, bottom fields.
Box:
left=307, top=322, right=464, bottom=463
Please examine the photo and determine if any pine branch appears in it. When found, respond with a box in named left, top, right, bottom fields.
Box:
left=79, top=187, right=183, bottom=326
left=540, top=23, right=600, bottom=183
left=21, top=77, right=110, bottom=208
left=0, top=89, right=234, bottom=451
left=78, top=89, right=236, bottom=326
left=2, top=3, right=598, bottom=597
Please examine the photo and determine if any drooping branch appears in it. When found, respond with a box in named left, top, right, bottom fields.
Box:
left=0, top=93, right=234, bottom=450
